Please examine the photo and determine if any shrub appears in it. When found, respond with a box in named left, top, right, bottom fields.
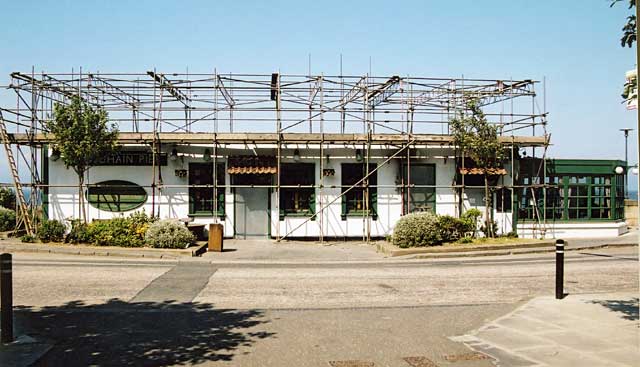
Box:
left=458, top=236, right=473, bottom=244
left=145, top=219, right=195, bottom=249
left=504, top=231, right=518, bottom=239
left=65, top=219, right=92, bottom=244
left=37, top=219, right=66, bottom=243
left=21, top=234, right=36, bottom=243
left=392, top=212, right=442, bottom=248
left=437, top=215, right=469, bottom=243
left=461, top=208, right=482, bottom=237
left=0, top=187, right=16, bottom=210
left=0, top=207, right=16, bottom=231
left=81, top=211, right=154, bottom=247
left=87, top=217, right=141, bottom=247
left=480, top=220, right=498, bottom=238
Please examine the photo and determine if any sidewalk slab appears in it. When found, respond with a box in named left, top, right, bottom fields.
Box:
left=453, top=293, right=639, bottom=367
left=0, top=239, right=205, bottom=259
left=0, top=335, right=53, bottom=367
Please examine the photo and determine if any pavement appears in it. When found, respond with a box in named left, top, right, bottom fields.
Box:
left=1, top=229, right=636, bottom=263
left=453, top=293, right=640, bottom=367
left=0, top=234, right=637, bottom=366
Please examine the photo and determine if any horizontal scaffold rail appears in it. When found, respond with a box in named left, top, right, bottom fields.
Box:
left=8, top=132, right=549, bottom=146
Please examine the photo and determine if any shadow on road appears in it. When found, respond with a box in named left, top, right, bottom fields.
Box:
left=590, top=298, right=639, bottom=321
left=15, top=299, right=274, bottom=366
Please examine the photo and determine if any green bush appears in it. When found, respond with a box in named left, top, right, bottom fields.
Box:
left=457, top=236, right=473, bottom=244
left=73, top=211, right=154, bottom=247
left=392, top=212, right=442, bottom=248
left=21, top=234, right=36, bottom=243
left=87, top=217, right=142, bottom=247
left=461, top=208, right=482, bottom=237
left=480, top=220, right=498, bottom=238
left=145, top=219, right=195, bottom=249
left=504, top=231, right=518, bottom=238
left=37, top=220, right=66, bottom=243
left=0, top=187, right=16, bottom=210
left=0, top=207, right=16, bottom=231
left=437, top=215, right=469, bottom=243
left=65, top=219, right=92, bottom=244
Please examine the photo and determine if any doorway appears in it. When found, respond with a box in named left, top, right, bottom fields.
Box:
left=233, top=173, right=272, bottom=239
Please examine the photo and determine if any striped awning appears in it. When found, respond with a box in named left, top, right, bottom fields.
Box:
left=459, top=167, right=507, bottom=175
left=227, top=156, right=277, bottom=175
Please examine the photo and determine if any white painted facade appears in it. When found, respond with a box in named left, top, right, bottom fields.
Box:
left=47, top=145, right=628, bottom=240
left=46, top=145, right=516, bottom=239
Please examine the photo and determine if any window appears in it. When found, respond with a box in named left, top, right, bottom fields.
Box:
left=495, top=188, right=512, bottom=213
left=280, top=163, right=315, bottom=219
left=87, top=180, right=147, bottom=212
left=189, top=163, right=225, bottom=216
left=341, top=163, right=377, bottom=219
left=567, top=176, right=589, bottom=219
left=403, top=164, right=435, bottom=214
left=518, top=173, right=618, bottom=221
left=614, top=174, right=625, bottom=220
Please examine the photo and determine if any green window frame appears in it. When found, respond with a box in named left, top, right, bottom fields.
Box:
left=517, top=174, right=622, bottom=221
left=86, top=180, right=147, bottom=212
left=279, top=163, right=315, bottom=220
left=188, top=163, right=225, bottom=217
left=341, top=163, right=377, bottom=220
left=402, top=163, right=436, bottom=214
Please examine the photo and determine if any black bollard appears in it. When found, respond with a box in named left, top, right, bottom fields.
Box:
left=555, top=239, right=564, bottom=300
left=1, top=253, right=13, bottom=343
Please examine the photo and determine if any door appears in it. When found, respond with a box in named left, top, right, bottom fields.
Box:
left=235, top=187, right=269, bottom=239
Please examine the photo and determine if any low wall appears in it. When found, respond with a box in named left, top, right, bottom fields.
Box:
left=517, top=221, right=628, bottom=239
left=624, top=199, right=638, bottom=228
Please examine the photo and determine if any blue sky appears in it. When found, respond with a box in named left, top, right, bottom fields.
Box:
left=0, top=0, right=637, bottom=184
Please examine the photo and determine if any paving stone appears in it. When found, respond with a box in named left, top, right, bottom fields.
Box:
left=328, top=361, right=375, bottom=367
left=534, top=330, right=620, bottom=353
left=595, top=347, right=640, bottom=367
left=470, top=345, right=537, bottom=367
left=403, top=356, right=439, bottom=367
left=495, top=314, right=563, bottom=334
left=476, top=326, right=553, bottom=350
left=516, top=345, right=627, bottom=367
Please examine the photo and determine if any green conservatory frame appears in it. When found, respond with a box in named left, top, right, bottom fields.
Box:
left=516, top=159, right=626, bottom=226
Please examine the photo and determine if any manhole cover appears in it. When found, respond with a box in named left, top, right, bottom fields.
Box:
left=403, top=356, right=439, bottom=367
left=443, top=352, right=491, bottom=362
left=328, top=361, right=375, bottom=367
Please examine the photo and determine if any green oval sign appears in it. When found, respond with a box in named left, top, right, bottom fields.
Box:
left=87, top=180, right=148, bottom=212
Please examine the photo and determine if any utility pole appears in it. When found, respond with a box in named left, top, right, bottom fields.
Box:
left=620, top=128, right=633, bottom=198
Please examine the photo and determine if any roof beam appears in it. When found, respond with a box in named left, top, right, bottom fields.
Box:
left=216, top=75, right=235, bottom=107
left=367, top=76, right=401, bottom=108
left=146, top=71, right=190, bottom=107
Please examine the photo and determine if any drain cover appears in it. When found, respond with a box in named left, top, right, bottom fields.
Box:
left=443, top=352, right=491, bottom=362
left=328, top=361, right=375, bottom=367
left=403, top=356, right=439, bottom=367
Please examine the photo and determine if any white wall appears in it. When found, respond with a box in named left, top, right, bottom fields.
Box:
left=47, top=146, right=519, bottom=239
left=517, top=221, right=628, bottom=239
left=47, top=148, right=235, bottom=237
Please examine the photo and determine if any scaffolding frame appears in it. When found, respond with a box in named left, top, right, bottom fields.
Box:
left=0, top=70, right=549, bottom=240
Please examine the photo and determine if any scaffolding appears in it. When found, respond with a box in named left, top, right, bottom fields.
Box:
left=0, top=70, right=550, bottom=240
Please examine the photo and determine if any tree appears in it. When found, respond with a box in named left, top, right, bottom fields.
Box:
left=450, top=99, right=507, bottom=238
left=611, top=0, right=636, bottom=47
left=44, top=96, right=119, bottom=222
left=0, top=187, right=16, bottom=210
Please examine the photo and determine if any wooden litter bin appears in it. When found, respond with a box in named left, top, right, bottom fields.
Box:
left=208, top=223, right=224, bottom=252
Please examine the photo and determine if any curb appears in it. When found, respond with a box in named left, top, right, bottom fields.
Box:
left=0, top=240, right=635, bottom=262
left=410, top=242, right=637, bottom=259
left=378, top=241, right=556, bottom=257
left=0, top=241, right=206, bottom=259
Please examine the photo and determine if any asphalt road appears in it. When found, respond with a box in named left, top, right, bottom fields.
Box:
left=6, top=247, right=638, bottom=366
